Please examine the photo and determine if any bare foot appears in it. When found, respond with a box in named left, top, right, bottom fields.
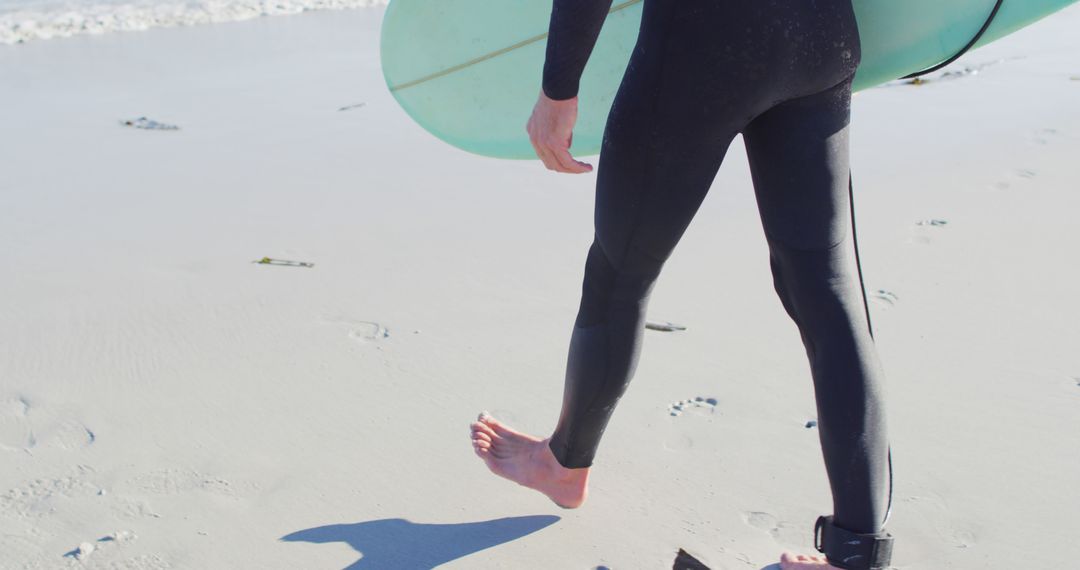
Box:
left=779, top=552, right=842, bottom=569
left=469, top=412, right=589, bottom=508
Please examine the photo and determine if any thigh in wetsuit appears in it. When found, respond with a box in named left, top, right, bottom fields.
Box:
left=542, top=0, right=891, bottom=541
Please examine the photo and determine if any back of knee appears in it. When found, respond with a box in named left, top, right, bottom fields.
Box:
left=577, top=243, right=659, bottom=327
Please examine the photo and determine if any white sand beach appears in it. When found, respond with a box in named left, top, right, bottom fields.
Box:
left=1, top=4, right=1079, bottom=569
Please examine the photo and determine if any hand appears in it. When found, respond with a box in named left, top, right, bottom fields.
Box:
left=526, top=91, right=593, bottom=174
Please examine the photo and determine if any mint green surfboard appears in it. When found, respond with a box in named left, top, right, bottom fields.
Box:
left=381, top=0, right=1076, bottom=159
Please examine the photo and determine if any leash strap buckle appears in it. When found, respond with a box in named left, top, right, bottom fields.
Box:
left=814, top=515, right=894, bottom=570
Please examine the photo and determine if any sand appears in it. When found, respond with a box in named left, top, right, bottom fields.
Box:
left=1, top=5, right=1079, bottom=569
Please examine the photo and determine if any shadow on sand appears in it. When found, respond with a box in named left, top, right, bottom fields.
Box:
left=282, top=515, right=560, bottom=569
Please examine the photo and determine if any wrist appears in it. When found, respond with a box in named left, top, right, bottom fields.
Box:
left=541, top=79, right=579, bottom=102
left=540, top=89, right=578, bottom=106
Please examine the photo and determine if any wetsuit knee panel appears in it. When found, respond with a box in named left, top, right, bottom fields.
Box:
left=576, top=240, right=662, bottom=328
left=767, top=242, right=863, bottom=333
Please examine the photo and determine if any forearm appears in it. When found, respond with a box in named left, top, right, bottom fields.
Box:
left=542, top=0, right=614, bottom=100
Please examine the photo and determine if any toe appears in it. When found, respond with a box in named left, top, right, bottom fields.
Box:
left=478, top=413, right=509, bottom=432
left=780, top=552, right=820, bottom=569
left=471, top=420, right=499, bottom=439
left=780, top=552, right=835, bottom=569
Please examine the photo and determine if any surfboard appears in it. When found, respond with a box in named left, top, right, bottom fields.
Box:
left=381, top=0, right=1077, bottom=159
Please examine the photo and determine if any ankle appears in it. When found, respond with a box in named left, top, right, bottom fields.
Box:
left=535, top=439, right=588, bottom=482
left=549, top=456, right=589, bottom=484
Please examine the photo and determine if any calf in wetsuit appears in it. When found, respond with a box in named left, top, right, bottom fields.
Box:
left=470, top=1, right=894, bottom=568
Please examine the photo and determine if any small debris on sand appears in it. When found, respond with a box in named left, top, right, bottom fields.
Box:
left=253, top=257, right=314, bottom=268
left=100, top=530, right=136, bottom=543
left=69, top=542, right=95, bottom=560
left=897, top=59, right=1012, bottom=87
left=871, top=290, right=899, bottom=306
left=120, top=117, right=180, bottom=130
left=646, top=321, right=687, bottom=332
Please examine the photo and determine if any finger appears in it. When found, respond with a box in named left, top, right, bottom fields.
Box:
left=549, top=143, right=592, bottom=174
left=541, top=136, right=575, bottom=173
left=535, top=145, right=561, bottom=171
left=528, top=134, right=554, bottom=169
left=528, top=137, right=550, bottom=167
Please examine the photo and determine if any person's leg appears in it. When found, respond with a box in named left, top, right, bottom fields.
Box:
left=471, top=0, right=748, bottom=506
left=742, top=79, right=891, bottom=566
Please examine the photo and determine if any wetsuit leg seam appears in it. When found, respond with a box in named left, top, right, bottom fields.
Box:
left=764, top=229, right=848, bottom=254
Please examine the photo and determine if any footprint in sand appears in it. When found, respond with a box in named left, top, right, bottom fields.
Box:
left=668, top=396, right=718, bottom=417
left=348, top=321, right=389, bottom=342
left=869, top=290, right=899, bottom=308
left=663, top=397, right=717, bottom=451
left=662, top=431, right=695, bottom=451
left=0, top=464, right=101, bottom=518
left=991, top=168, right=1039, bottom=191
left=322, top=316, right=390, bottom=343
left=0, top=396, right=33, bottom=450
left=950, top=527, right=979, bottom=549
left=745, top=511, right=804, bottom=546
left=0, top=395, right=95, bottom=453
left=79, top=553, right=170, bottom=569
left=111, top=496, right=162, bottom=520
left=121, top=468, right=258, bottom=499
left=1032, top=128, right=1061, bottom=146
left=909, top=219, right=949, bottom=245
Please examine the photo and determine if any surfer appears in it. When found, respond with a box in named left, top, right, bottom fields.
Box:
left=470, top=1, right=893, bottom=568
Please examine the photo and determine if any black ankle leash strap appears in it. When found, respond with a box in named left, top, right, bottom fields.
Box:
left=815, top=516, right=895, bottom=570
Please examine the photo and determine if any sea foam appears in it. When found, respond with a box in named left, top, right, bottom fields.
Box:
left=0, top=0, right=386, bottom=45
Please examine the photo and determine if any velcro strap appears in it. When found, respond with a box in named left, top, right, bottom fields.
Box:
left=814, top=516, right=894, bottom=570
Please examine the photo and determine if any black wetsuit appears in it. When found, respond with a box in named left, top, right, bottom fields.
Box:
left=543, top=0, right=890, bottom=539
